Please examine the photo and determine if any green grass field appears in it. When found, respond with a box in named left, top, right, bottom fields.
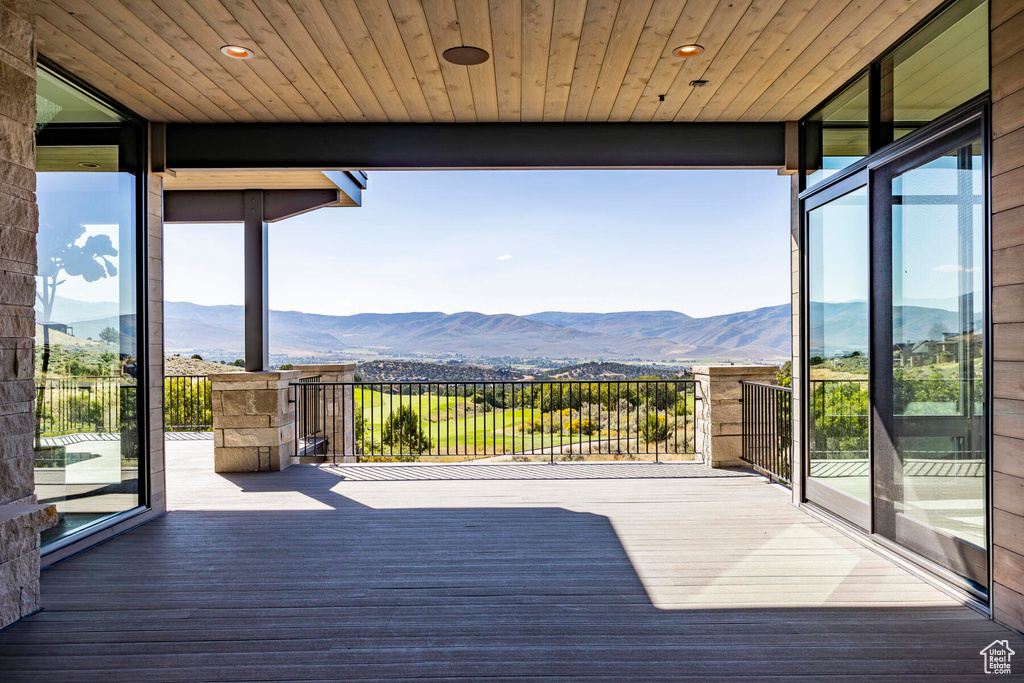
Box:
left=351, top=386, right=695, bottom=462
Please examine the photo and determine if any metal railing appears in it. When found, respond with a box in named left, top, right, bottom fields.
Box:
left=294, top=375, right=324, bottom=453
left=741, top=381, right=792, bottom=483
left=34, top=376, right=134, bottom=437
left=164, top=375, right=213, bottom=431
left=808, top=378, right=869, bottom=461
left=292, top=380, right=697, bottom=463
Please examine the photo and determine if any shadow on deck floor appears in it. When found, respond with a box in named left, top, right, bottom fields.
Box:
left=0, top=441, right=1017, bottom=681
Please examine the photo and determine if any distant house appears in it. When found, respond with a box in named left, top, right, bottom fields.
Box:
left=42, top=322, right=73, bottom=337
left=892, top=332, right=983, bottom=367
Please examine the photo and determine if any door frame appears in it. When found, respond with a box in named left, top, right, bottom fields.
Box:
left=802, top=170, right=871, bottom=531
left=799, top=98, right=993, bottom=599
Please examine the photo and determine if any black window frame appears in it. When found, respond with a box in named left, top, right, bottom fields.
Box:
left=35, top=56, right=152, bottom=550
left=799, top=0, right=990, bottom=194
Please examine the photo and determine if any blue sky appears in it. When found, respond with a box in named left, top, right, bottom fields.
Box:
left=164, top=170, right=792, bottom=319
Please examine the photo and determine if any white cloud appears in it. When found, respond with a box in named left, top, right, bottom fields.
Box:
left=497, top=253, right=513, bottom=261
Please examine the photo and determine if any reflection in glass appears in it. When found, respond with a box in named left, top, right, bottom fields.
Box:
left=889, top=139, right=985, bottom=550
left=881, top=0, right=988, bottom=142
left=808, top=187, right=870, bottom=509
left=34, top=69, right=141, bottom=545
left=805, top=74, right=869, bottom=188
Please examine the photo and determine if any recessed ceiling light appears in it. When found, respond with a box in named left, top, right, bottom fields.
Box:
left=78, top=162, right=100, bottom=169
left=673, top=44, right=704, bottom=57
left=221, top=45, right=254, bottom=60
left=443, top=46, right=489, bottom=66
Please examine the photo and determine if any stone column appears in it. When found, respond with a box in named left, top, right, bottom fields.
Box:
left=694, top=365, right=779, bottom=468
left=0, top=0, right=57, bottom=629
left=211, top=370, right=299, bottom=472
left=293, top=363, right=357, bottom=462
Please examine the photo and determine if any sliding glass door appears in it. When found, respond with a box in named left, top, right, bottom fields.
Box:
left=870, top=120, right=987, bottom=586
left=802, top=111, right=988, bottom=592
left=805, top=178, right=871, bottom=529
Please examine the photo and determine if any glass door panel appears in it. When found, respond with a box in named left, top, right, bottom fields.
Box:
left=872, top=124, right=987, bottom=586
left=806, top=183, right=871, bottom=528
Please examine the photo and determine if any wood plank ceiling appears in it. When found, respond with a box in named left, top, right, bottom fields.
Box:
left=35, top=0, right=948, bottom=124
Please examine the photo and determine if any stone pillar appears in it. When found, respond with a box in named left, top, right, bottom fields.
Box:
left=211, top=370, right=299, bottom=472
left=0, top=0, right=57, bottom=629
left=694, top=365, right=779, bottom=468
left=293, top=363, right=356, bottom=462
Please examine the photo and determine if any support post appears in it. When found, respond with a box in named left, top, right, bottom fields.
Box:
left=694, top=365, right=779, bottom=468
left=211, top=370, right=299, bottom=472
left=244, top=190, right=269, bottom=372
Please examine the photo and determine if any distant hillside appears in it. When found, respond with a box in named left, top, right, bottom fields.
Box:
left=535, top=361, right=685, bottom=380
left=356, top=360, right=525, bottom=382
left=157, top=302, right=703, bottom=361
left=527, top=306, right=791, bottom=359
left=46, top=295, right=971, bottom=365
left=165, top=355, right=244, bottom=375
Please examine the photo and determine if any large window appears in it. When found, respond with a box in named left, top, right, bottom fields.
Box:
left=881, top=0, right=988, bottom=142
left=802, top=0, right=988, bottom=191
left=34, top=67, right=146, bottom=546
left=804, top=75, right=869, bottom=188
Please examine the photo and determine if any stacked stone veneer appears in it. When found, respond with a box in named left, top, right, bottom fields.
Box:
left=0, top=0, right=56, bottom=629
left=211, top=371, right=299, bottom=472
left=694, top=365, right=779, bottom=468
left=294, top=364, right=356, bottom=462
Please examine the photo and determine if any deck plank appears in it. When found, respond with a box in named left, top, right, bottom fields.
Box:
left=0, top=440, right=1017, bottom=681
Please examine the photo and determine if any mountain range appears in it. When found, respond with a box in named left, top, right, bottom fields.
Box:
left=43, top=296, right=972, bottom=364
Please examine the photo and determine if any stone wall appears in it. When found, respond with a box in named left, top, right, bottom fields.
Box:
left=694, top=365, right=779, bottom=468
left=0, top=0, right=55, bottom=629
left=990, top=0, right=1024, bottom=635
left=211, top=370, right=299, bottom=472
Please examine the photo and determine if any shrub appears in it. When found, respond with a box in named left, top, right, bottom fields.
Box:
left=519, top=416, right=545, bottom=433
left=566, top=418, right=596, bottom=435
left=380, top=405, right=432, bottom=454
left=68, top=393, right=105, bottom=430
left=640, top=415, right=671, bottom=443
left=359, top=454, right=418, bottom=463
left=233, top=359, right=246, bottom=367
left=190, top=354, right=203, bottom=361
left=164, top=377, right=213, bottom=431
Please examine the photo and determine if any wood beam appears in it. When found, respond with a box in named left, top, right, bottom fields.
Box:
left=165, top=122, right=787, bottom=170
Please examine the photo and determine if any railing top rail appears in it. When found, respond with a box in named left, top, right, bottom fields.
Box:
left=165, top=374, right=212, bottom=379
left=740, top=381, right=791, bottom=393
left=808, top=378, right=869, bottom=382
left=289, top=378, right=696, bottom=386
left=37, top=374, right=130, bottom=380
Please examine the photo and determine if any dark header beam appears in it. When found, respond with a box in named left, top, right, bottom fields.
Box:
left=164, top=188, right=341, bottom=223
left=165, top=123, right=786, bottom=170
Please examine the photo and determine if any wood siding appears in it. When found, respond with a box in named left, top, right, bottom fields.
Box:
left=34, top=0, right=946, bottom=124
left=991, top=0, right=1024, bottom=634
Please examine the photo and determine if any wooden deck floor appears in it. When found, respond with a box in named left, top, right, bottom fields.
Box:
left=1, top=441, right=1018, bottom=681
